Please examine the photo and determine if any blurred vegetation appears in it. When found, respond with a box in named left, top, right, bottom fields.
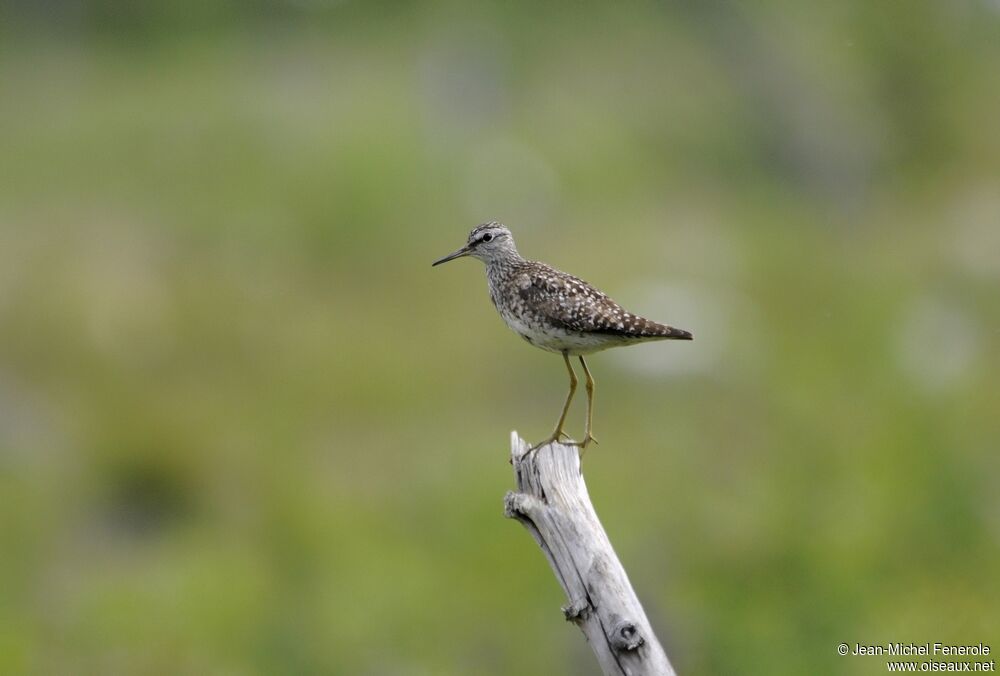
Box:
left=1, top=1, right=998, bottom=674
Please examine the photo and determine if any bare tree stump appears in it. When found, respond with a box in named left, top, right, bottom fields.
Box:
left=504, top=432, right=677, bottom=676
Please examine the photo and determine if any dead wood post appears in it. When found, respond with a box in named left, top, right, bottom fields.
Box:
left=503, top=432, right=677, bottom=676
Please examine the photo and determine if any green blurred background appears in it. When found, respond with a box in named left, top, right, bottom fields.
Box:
left=1, top=1, right=998, bottom=674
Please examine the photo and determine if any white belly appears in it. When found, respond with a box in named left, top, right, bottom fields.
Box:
left=500, top=312, right=623, bottom=355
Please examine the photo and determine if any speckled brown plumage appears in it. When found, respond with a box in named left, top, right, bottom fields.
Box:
left=489, top=258, right=691, bottom=353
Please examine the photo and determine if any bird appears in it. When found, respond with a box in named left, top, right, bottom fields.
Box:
left=432, top=220, right=692, bottom=452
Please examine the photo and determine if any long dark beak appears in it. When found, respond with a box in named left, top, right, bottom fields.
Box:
left=432, top=245, right=472, bottom=267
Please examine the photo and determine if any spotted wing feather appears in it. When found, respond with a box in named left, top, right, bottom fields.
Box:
left=517, top=263, right=692, bottom=339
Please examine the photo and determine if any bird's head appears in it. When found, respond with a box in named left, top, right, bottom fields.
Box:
left=432, top=221, right=518, bottom=267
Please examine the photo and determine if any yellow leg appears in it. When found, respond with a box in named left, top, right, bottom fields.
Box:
left=578, top=356, right=599, bottom=452
left=531, top=352, right=577, bottom=450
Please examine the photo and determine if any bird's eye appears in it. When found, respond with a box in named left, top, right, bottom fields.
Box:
left=481, top=233, right=493, bottom=243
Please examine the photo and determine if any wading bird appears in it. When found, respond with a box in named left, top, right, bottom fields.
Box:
left=433, top=221, right=692, bottom=451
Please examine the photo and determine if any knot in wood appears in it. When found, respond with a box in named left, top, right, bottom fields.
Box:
left=610, top=620, right=645, bottom=652
left=503, top=490, right=546, bottom=519
left=503, top=491, right=527, bottom=518
left=561, top=598, right=591, bottom=622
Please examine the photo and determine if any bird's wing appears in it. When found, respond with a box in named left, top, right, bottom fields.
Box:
left=516, top=264, right=629, bottom=333
left=516, top=263, right=692, bottom=339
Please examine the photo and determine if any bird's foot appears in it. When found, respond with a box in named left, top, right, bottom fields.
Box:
left=562, top=434, right=598, bottom=458
left=527, top=438, right=556, bottom=453
left=528, top=430, right=573, bottom=453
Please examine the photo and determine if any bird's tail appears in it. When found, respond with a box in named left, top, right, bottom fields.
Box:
left=633, top=318, right=693, bottom=340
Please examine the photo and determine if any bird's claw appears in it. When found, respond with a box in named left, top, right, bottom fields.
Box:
left=562, top=434, right=598, bottom=449
left=570, top=434, right=599, bottom=459
left=527, top=432, right=595, bottom=455
left=528, top=431, right=572, bottom=453
left=528, top=438, right=558, bottom=453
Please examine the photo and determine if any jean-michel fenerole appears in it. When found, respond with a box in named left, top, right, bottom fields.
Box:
left=853, top=643, right=991, bottom=656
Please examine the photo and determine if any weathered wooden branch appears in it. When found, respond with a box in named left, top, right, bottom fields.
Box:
left=504, top=432, right=676, bottom=676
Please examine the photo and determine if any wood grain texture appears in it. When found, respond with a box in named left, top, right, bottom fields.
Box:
left=504, top=432, right=677, bottom=676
